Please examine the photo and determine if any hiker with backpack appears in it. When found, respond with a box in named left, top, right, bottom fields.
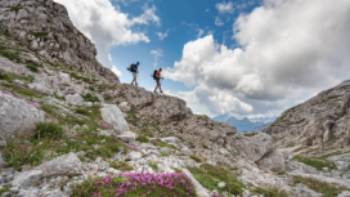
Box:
left=127, top=61, right=140, bottom=87
left=153, top=68, right=163, bottom=94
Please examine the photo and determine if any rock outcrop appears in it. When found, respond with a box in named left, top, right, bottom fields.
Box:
left=0, top=0, right=117, bottom=82
left=265, top=80, right=350, bottom=153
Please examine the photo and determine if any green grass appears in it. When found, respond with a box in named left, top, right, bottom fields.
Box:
left=0, top=49, right=21, bottom=62
left=110, top=161, right=134, bottom=171
left=293, top=155, right=336, bottom=171
left=253, top=187, right=289, bottom=197
left=41, top=104, right=102, bottom=132
left=0, top=70, right=34, bottom=83
left=32, top=122, right=64, bottom=141
left=0, top=185, right=10, bottom=195
left=3, top=131, right=128, bottom=169
left=189, top=163, right=244, bottom=195
left=293, top=176, right=347, bottom=197
left=81, top=93, right=99, bottom=103
left=136, top=135, right=149, bottom=143
left=2, top=83, right=44, bottom=98
left=32, top=32, right=48, bottom=38
left=71, top=177, right=98, bottom=197
left=26, top=63, right=41, bottom=72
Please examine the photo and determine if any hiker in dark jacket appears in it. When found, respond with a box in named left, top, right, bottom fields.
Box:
left=153, top=68, right=163, bottom=94
left=128, top=62, right=139, bottom=87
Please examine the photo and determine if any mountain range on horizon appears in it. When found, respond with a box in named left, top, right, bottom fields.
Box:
left=213, top=115, right=273, bottom=133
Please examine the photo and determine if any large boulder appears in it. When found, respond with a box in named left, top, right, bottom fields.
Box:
left=0, top=91, right=44, bottom=140
left=100, top=104, right=129, bottom=135
left=231, top=133, right=274, bottom=162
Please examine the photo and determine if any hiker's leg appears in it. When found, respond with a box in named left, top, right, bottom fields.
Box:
left=134, top=72, right=137, bottom=86
left=159, top=82, right=163, bottom=93
left=153, top=81, right=158, bottom=93
left=132, top=72, right=137, bottom=86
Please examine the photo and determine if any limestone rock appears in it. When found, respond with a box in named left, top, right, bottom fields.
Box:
left=0, top=0, right=118, bottom=82
left=0, top=91, right=44, bottom=140
left=36, top=153, right=82, bottom=177
left=231, top=133, right=273, bottom=162
left=265, top=80, right=350, bottom=152
left=100, top=104, right=130, bottom=135
left=257, top=150, right=286, bottom=172
left=65, top=93, right=84, bottom=106
left=12, top=170, right=43, bottom=188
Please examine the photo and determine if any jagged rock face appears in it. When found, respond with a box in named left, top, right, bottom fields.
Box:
left=0, top=0, right=118, bottom=82
left=265, top=80, right=350, bottom=152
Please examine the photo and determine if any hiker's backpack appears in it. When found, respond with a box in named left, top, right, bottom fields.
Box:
left=152, top=70, right=158, bottom=80
left=127, top=64, right=137, bottom=72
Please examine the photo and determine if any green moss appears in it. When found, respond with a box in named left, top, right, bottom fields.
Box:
left=9, top=4, right=23, bottom=12
left=32, top=32, right=48, bottom=38
left=293, top=176, right=347, bottom=197
left=190, top=155, right=203, bottom=163
left=253, top=187, right=289, bottom=197
left=293, top=155, right=336, bottom=171
left=81, top=93, right=99, bottom=103
left=149, top=162, right=159, bottom=171
left=25, top=63, right=41, bottom=72
left=70, top=72, right=93, bottom=83
left=0, top=185, right=10, bottom=195
left=189, top=163, right=244, bottom=195
left=110, top=161, right=134, bottom=171
left=32, top=122, right=64, bottom=141
left=152, top=139, right=177, bottom=150
left=136, top=135, right=149, bottom=143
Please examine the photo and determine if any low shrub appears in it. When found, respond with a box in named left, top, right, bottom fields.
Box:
left=81, top=93, right=99, bottom=102
left=293, top=155, right=336, bottom=171
left=25, top=63, right=41, bottom=72
left=110, top=161, right=134, bottom=171
left=32, top=122, right=64, bottom=140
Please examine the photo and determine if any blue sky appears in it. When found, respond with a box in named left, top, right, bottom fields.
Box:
left=111, top=0, right=261, bottom=91
left=55, top=0, right=350, bottom=120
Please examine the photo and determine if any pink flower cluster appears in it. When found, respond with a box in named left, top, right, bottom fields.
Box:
left=93, top=172, right=195, bottom=197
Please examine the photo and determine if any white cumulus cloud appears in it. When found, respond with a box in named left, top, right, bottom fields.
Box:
left=166, top=0, right=350, bottom=117
left=53, top=0, right=159, bottom=76
left=216, top=2, right=234, bottom=14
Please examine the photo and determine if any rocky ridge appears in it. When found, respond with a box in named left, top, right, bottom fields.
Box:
left=0, top=0, right=350, bottom=197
